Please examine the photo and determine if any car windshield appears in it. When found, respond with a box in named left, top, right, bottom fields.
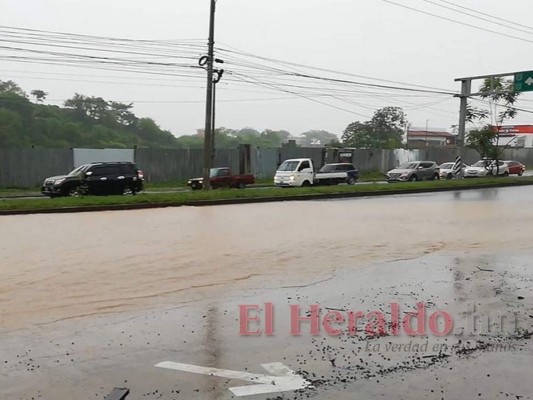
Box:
left=319, top=164, right=337, bottom=172
left=277, top=161, right=300, bottom=172
left=209, top=168, right=221, bottom=177
left=473, top=160, right=489, bottom=167
left=67, top=165, right=88, bottom=177
left=439, top=163, right=454, bottom=169
left=398, top=162, right=418, bottom=169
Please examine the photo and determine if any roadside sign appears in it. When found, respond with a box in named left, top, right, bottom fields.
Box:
left=514, top=71, right=533, bottom=92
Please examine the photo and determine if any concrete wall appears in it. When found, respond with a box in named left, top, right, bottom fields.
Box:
left=4, top=146, right=533, bottom=188
left=73, top=148, right=134, bottom=167
left=0, top=148, right=73, bottom=188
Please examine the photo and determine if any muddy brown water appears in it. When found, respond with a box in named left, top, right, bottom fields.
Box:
left=0, top=187, right=532, bottom=333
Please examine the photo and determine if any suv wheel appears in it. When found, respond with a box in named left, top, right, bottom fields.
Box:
left=347, top=176, right=356, bottom=185
left=431, top=173, right=440, bottom=180
left=122, top=187, right=135, bottom=196
left=68, top=186, right=81, bottom=197
left=409, top=175, right=418, bottom=182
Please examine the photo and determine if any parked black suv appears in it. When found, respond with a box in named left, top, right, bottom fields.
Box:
left=41, top=162, right=144, bottom=197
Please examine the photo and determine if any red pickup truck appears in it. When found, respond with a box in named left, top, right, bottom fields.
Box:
left=187, top=167, right=255, bottom=190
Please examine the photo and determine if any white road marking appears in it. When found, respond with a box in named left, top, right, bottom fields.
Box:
left=155, top=361, right=312, bottom=396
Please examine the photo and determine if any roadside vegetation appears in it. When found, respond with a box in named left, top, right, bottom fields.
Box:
left=1, top=177, right=532, bottom=213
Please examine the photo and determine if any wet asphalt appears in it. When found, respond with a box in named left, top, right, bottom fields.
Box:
left=1, top=187, right=533, bottom=399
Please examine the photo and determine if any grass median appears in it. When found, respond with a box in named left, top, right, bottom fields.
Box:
left=1, top=176, right=533, bottom=214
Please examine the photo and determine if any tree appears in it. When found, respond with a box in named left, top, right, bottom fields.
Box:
left=299, top=130, right=338, bottom=146
left=371, top=106, right=406, bottom=148
left=0, top=109, right=24, bottom=147
left=30, top=89, right=48, bottom=103
left=342, top=107, right=406, bottom=148
left=0, top=80, right=26, bottom=97
left=341, top=121, right=374, bottom=148
left=109, top=101, right=138, bottom=126
left=466, top=78, right=521, bottom=174
left=259, top=129, right=291, bottom=147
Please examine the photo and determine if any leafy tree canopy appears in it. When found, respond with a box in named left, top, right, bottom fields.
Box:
left=341, top=107, right=406, bottom=149
left=0, top=80, right=341, bottom=149
left=466, top=78, right=521, bottom=168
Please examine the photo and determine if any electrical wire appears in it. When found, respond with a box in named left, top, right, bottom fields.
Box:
left=381, top=0, right=533, bottom=45
left=417, top=0, right=533, bottom=36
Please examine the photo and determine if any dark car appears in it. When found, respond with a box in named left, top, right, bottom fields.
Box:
left=41, top=161, right=144, bottom=197
left=314, top=163, right=359, bottom=185
left=504, top=160, right=526, bottom=176
left=187, top=167, right=255, bottom=190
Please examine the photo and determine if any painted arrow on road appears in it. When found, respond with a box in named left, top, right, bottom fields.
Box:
left=155, top=361, right=313, bottom=396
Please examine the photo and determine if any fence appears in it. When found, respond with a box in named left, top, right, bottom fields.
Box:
left=3, top=145, right=533, bottom=188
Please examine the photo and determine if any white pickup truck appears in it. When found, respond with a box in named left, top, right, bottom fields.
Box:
left=273, top=158, right=358, bottom=187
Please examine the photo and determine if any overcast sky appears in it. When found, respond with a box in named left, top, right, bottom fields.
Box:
left=1, top=0, right=533, bottom=138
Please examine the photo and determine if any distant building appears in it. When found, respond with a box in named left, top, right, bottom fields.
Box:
left=407, top=128, right=457, bottom=147
left=495, top=125, right=533, bottom=148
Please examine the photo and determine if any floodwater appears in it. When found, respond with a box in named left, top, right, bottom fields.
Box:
left=1, top=187, right=531, bottom=333
left=0, top=187, right=532, bottom=399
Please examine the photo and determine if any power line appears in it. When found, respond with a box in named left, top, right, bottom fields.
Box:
left=216, top=43, right=457, bottom=93
left=381, top=0, right=533, bottom=45
left=418, top=0, right=533, bottom=36
left=435, top=0, right=533, bottom=32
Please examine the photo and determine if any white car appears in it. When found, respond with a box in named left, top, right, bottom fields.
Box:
left=439, top=162, right=467, bottom=179
left=464, top=160, right=509, bottom=178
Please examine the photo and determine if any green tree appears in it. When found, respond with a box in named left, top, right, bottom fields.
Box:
left=258, top=129, right=290, bottom=147
left=0, top=108, right=24, bottom=147
left=466, top=78, right=521, bottom=174
left=30, top=89, right=48, bottom=103
left=176, top=134, right=204, bottom=148
left=300, top=130, right=338, bottom=146
left=0, top=80, right=26, bottom=97
left=342, top=107, right=406, bottom=149
left=341, top=121, right=374, bottom=148
left=109, top=101, right=138, bottom=126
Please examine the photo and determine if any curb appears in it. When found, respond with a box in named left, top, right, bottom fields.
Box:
left=1, top=180, right=533, bottom=216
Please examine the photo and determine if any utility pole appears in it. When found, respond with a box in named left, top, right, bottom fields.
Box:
left=211, top=77, right=216, bottom=166
left=425, top=119, right=429, bottom=147
left=211, top=67, right=224, bottom=165
left=456, top=79, right=471, bottom=147
left=202, top=0, right=216, bottom=190
left=454, top=69, right=533, bottom=147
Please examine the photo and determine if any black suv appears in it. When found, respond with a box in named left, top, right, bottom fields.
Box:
left=41, top=162, right=144, bottom=197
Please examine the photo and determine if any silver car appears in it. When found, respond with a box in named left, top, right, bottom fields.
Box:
left=387, top=161, right=440, bottom=182
left=439, top=162, right=467, bottom=179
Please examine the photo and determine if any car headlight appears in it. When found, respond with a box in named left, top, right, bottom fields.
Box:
left=289, top=176, right=296, bottom=181
left=53, top=178, right=66, bottom=185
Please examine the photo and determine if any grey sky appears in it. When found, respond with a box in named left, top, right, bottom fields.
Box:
left=1, top=0, right=533, bottom=138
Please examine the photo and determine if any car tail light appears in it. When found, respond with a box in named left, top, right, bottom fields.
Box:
left=138, top=170, right=144, bottom=180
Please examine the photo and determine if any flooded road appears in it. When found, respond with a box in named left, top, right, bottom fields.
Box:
left=1, top=186, right=532, bottom=399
